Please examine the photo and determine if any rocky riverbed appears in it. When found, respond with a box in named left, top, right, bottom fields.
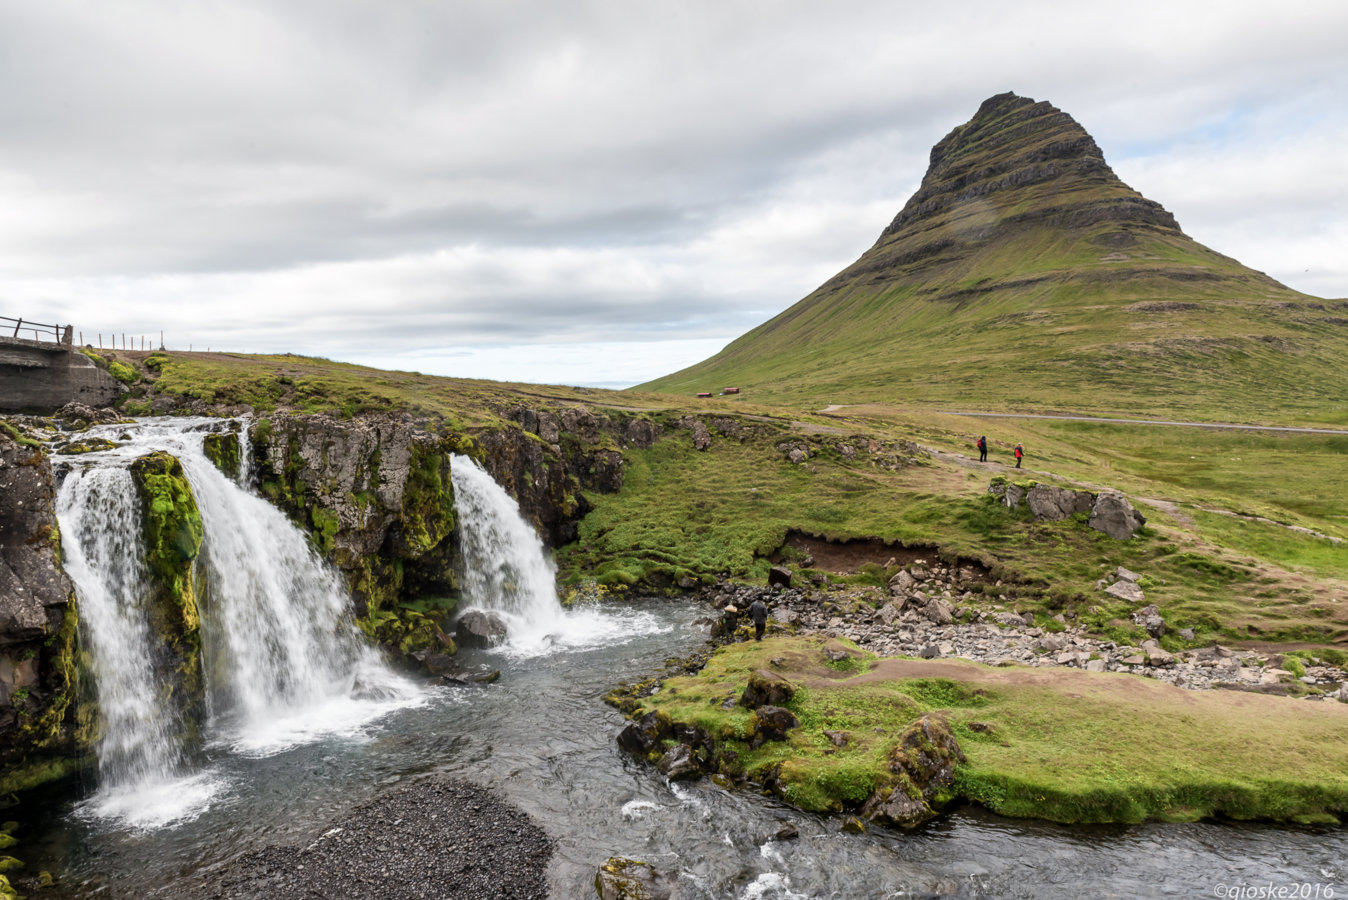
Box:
left=160, top=776, right=552, bottom=900
left=701, top=561, right=1347, bottom=699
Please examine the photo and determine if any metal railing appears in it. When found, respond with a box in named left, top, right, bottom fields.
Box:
left=1, top=316, right=72, bottom=347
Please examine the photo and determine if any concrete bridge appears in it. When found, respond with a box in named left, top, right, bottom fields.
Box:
left=0, top=317, right=122, bottom=413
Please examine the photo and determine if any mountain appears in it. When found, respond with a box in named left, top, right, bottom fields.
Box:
left=640, top=93, right=1347, bottom=423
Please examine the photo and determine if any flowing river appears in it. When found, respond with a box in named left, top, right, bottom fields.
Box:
left=17, top=420, right=1348, bottom=898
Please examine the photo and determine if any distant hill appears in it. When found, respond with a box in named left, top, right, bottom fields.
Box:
left=640, top=93, right=1348, bottom=424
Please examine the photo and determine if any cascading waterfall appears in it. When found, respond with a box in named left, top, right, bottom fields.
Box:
left=449, top=453, right=663, bottom=655
left=54, top=418, right=420, bottom=827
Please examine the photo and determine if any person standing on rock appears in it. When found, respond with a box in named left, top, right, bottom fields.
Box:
left=1014, top=443, right=1024, bottom=468
left=721, top=603, right=739, bottom=638
left=977, top=436, right=987, bottom=462
left=749, top=597, right=768, bottom=642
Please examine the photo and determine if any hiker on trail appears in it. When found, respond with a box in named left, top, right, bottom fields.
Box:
left=1014, top=443, right=1024, bottom=468
left=748, top=597, right=768, bottom=642
left=977, top=436, right=988, bottom=462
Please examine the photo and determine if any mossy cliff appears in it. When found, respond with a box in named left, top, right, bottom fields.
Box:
left=0, top=429, right=90, bottom=795
left=244, top=406, right=644, bottom=655
left=249, top=414, right=468, bottom=655
left=128, top=451, right=207, bottom=742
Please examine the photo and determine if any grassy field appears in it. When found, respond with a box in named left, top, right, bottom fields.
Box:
left=97, top=350, right=1348, bottom=648
left=624, top=637, right=1348, bottom=824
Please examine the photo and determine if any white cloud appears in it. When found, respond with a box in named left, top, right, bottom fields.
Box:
left=1, top=0, right=1345, bottom=386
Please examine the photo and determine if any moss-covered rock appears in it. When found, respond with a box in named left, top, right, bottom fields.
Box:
left=202, top=430, right=241, bottom=481
left=129, top=451, right=206, bottom=737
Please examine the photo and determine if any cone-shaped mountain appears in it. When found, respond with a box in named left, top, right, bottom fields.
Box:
left=641, top=93, right=1346, bottom=422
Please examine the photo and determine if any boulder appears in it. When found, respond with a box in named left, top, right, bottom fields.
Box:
left=862, top=715, right=965, bottom=828
left=1131, top=604, right=1166, bottom=639
left=924, top=599, right=954, bottom=626
left=454, top=609, right=508, bottom=648
left=691, top=419, right=712, bottom=451
left=1089, top=490, right=1147, bottom=540
left=768, top=566, right=793, bottom=588
left=878, top=599, right=906, bottom=625
left=1026, top=484, right=1095, bottom=520
left=595, top=858, right=674, bottom=900
left=749, top=705, right=799, bottom=748
left=1104, top=580, right=1145, bottom=604
left=657, top=743, right=702, bottom=780
left=740, top=669, right=796, bottom=709
left=1142, top=640, right=1175, bottom=666
left=1114, top=566, right=1141, bottom=584
left=616, top=709, right=673, bottom=757
left=889, top=570, right=918, bottom=593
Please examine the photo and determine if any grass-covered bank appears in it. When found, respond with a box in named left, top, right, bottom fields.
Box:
left=615, top=636, right=1348, bottom=825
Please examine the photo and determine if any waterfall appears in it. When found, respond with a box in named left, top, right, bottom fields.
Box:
left=449, top=454, right=662, bottom=655
left=54, top=418, right=420, bottom=827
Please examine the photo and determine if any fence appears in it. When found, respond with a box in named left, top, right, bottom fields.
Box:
left=1, top=316, right=72, bottom=347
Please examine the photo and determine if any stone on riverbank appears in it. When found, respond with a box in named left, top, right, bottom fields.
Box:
left=455, top=609, right=508, bottom=648
left=595, top=857, right=674, bottom=900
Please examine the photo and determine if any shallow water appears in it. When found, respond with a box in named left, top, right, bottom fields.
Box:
left=20, top=599, right=1348, bottom=898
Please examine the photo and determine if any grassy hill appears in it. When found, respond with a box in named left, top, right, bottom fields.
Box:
left=640, top=93, right=1348, bottom=426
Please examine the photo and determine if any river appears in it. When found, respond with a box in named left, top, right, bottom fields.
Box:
left=19, top=599, right=1348, bottom=898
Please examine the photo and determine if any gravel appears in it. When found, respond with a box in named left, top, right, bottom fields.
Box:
left=169, top=775, right=553, bottom=900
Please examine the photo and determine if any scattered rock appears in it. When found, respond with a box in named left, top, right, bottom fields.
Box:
left=768, top=566, right=793, bottom=588
left=1104, top=580, right=1145, bottom=604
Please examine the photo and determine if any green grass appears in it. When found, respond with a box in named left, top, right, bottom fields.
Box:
left=630, top=637, right=1348, bottom=824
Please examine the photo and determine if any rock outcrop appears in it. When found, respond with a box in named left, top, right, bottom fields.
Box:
left=0, top=427, right=83, bottom=792
left=991, top=477, right=1146, bottom=539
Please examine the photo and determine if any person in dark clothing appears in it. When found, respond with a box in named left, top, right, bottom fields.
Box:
left=977, top=436, right=987, bottom=462
left=748, top=598, right=768, bottom=642
left=1014, top=443, right=1024, bottom=468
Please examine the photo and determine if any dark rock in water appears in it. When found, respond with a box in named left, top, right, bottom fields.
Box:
left=442, top=669, right=500, bottom=686
left=455, top=609, right=508, bottom=648
left=739, top=669, right=796, bottom=709
left=768, top=565, right=793, bottom=588
left=617, top=709, right=673, bottom=757
left=657, top=743, right=702, bottom=780
left=862, top=714, right=966, bottom=829
left=749, top=705, right=798, bottom=749
left=773, top=822, right=799, bottom=841
left=413, top=651, right=459, bottom=676
left=595, top=857, right=674, bottom=900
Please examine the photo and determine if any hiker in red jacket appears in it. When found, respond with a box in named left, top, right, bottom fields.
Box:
left=1014, top=443, right=1024, bottom=468
left=977, top=436, right=987, bottom=462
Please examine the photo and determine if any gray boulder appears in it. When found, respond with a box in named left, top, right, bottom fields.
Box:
left=657, top=743, right=702, bottom=780
left=1026, top=484, right=1095, bottom=520
left=739, top=669, right=796, bottom=709
left=454, top=609, right=508, bottom=648
left=1104, top=580, right=1145, bottom=604
left=1089, top=490, right=1147, bottom=539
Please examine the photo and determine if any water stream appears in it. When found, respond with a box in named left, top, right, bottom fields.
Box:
left=26, top=419, right=1348, bottom=897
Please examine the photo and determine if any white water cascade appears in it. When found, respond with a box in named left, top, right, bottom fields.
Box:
left=54, top=419, right=421, bottom=828
left=449, top=453, right=664, bottom=655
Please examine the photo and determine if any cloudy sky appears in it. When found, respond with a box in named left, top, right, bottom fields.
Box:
left=2, top=1, right=1345, bottom=388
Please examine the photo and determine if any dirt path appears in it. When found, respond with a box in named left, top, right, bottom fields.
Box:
left=821, top=406, right=1348, bottom=435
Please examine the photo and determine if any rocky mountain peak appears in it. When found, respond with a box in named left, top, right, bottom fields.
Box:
left=882, top=91, right=1179, bottom=239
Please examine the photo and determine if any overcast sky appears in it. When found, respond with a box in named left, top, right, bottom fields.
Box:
left=2, top=1, right=1345, bottom=388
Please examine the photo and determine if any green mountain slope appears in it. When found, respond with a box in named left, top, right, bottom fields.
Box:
left=641, top=93, right=1348, bottom=425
